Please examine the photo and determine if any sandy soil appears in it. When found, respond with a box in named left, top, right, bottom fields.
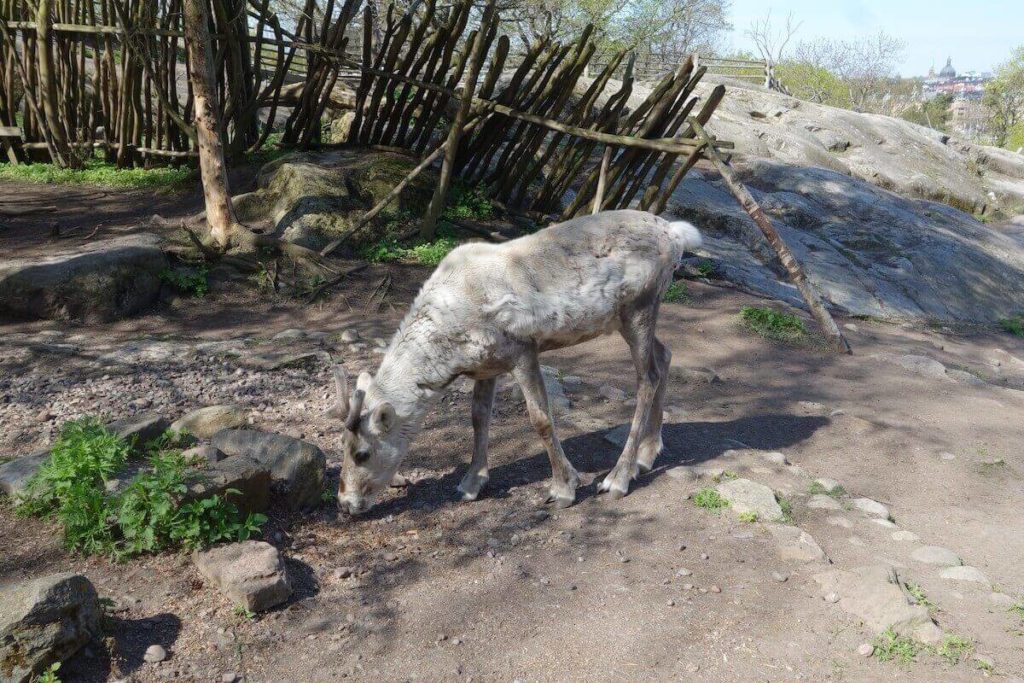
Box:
left=2, top=184, right=1024, bottom=683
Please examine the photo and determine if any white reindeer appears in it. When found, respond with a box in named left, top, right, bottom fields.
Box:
left=330, top=209, right=702, bottom=514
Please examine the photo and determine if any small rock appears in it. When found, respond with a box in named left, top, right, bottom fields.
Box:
left=851, top=497, right=891, bottom=520
left=940, top=452, right=957, bottom=461
left=671, top=367, right=720, bottom=385
left=144, top=644, right=167, bottom=663
left=891, top=530, right=918, bottom=542
left=272, top=329, right=306, bottom=342
left=939, top=565, right=990, bottom=587
left=772, top=571, right=789, bottom=583
left=716, top=478, right=785, bottom=522
left=182, top=444, right=226, bottom=464
left=808, top=494, right=842, bottom=510
left=340, top=329, right=360, bottom=343
left=709, top=585, right=721, bottom=593
left=857, top=643, right=874, bottom=657
left=824, top=592, right=840, bottom=603
left=666, top=599, right=676, bottom=607
left=598, top=384, right=627, bottom=402
left=871, top=518, right=897, bottom=529
left=700, top=553, right=709, bottom=560
left=171, top=405, right=247, bottom=439
left=768, top=525, right=827, bottom=564
left=221, top=673, right=239, bottom=683
left=686, top=662, right=700, bottom=673
left=827, top=516, right=853, bottom=528
left=603, top=424, right=629, bottom=449
left=676, top=568, right=693, bottom=577
left=193, top=541, right=291, bottom=612
left=814, top=478, right=842, bottom=493
left=760, top=452, right=789, bottom=466
left=910, top=546, right=962, bottom=567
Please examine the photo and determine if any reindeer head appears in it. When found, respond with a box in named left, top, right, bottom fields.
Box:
left=329, top=364, right=405, bottom=515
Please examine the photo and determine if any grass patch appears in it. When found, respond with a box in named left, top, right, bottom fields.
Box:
left=873, top=628, right=920, bottom=665
left=693, top=487, right=729, bottom=513
left=0, top=158, right=194, bottom=190
left=1010, top=601, right=1024, bottom=619
left=15, top=418, right=266, bottom=560
left=443, top=181, right=494, bottom=221
left=932, top=634, right=973, bottom=665
left=712, top=470, right=738, bottom=483
left=696, top=259, right=716, bottom=277
left=36, top=662, right=62, bottom=683
left=999, top=315, right=1024, bottom=337
left=809, top=481, right=846, bottom=497
left=233, top=605, right=257, bottom=622
left=662, top=280, right=690, bottom=303
left=905, top=582, right=936, bottom=610
left=361, top=222, right=460, bottom=266
left=740, top=306, right=808, bottom=343
left=159, top=266, right=209, bottom=298
left=738, top=511, right=758, bottom=523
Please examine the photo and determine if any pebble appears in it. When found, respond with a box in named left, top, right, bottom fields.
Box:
left=683, top=583, right=694, bottom=590
left=144, top=644, right=167, bottom=663
left=857, top=643, right=874, bottom=657
left=700, top=553, right=709, bottom=560
left=382, top=552, right=399, bottom=562
left=891, top=530, right=918, bottom=542
left=824, top=592, right=840, bottom=603
left=686, top=663, right=700, bottom=673
left=709, top=585, right=721, bottom=593
left=221, top=674, right=239, bottom=683
left=771, top=571, right=789, bottom=583
left=666, top=599, right=676, bottom=607
left=676, top=568, right=692, bottom=577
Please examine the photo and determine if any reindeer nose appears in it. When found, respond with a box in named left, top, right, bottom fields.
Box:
left=339, top=496, right=366, bottom=516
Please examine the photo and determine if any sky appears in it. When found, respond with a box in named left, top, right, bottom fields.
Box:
left=727, top=0, right=1023, bottom=76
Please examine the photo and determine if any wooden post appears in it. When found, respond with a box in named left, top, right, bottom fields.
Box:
left=419, top=0, right=495, bottom=240
left=183, top=0, right=238, bottom=248
left=592, top=145, right=611, bottom=214
left=689, top=120, right=851, bottom=354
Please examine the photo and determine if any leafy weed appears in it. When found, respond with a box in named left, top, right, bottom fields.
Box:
left=740, top=306, right=808, bottom=343
left=693, top=487, right=729, bottom=513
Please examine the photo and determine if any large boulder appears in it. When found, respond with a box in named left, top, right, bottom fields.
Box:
left=670, top=161, right=1024, bottom=323
left=183, top=455, right=272, bottom=515
left=193, top=541, right=291, bottom=612
left=0, top=573, right=100, bottom=683
left=231, top=150, right=436, bottom=251
left=0, top=233, right=167, bottom=322
left=211, top=430, right=326, bottom=510
left=170, top=405, right=247, bottom=440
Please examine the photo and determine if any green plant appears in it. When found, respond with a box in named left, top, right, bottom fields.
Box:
left=809, top=481, right=846, bottom=497
left=35, top=662, right=61, bottom=683
left=975, top=657, right=994, bottom=673
left=713, top=470, right=738, bottom=483
left=873, top=627, right=919, bottom=665
left=662, top=281, right=690, bottom=303
left=16, top=418, right=266, bottom=559
left=361, top=223, right=460, bottom=267
left=740, top=306, right=808, bottom=342
left=738, top=511, right=758, bottom=523
left=443, top=181, right=493, bottom=221
left=0, top=158, right=193, bottom=190
left=160, top=266, right=209, bottom=298
left=695, top=260, right=716, bottom=277
left=233, top=605, right=256, bottom=621
left=932, top=634, right=973, bottom=665
left=1000, top=315, right=1024, bottom=337
left=776, top=494, right=794, bottom=522
left=693, top=487, right=729, bottom=513
left=905, top=582, right=935, bottom=610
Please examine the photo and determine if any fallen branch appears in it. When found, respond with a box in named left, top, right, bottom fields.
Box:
left=690, top=119, right=851, bottom=354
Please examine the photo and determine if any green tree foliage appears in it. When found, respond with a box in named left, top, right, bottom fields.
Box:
left=775, top=61, right=851, bottom=108
left=900, top=93, right=954, bottom=132
left=983, top=46, right=1024, bottom=148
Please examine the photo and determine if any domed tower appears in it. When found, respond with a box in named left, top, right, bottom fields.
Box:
left=939, top=57, right=957, bottom=79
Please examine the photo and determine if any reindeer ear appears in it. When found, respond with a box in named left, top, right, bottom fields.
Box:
left=370, top=402, right=397, bottom=434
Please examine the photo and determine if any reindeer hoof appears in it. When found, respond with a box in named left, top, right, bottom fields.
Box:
left=544, top=492, right=575, bottom=509
left=457, top=471, right=488, bottom=502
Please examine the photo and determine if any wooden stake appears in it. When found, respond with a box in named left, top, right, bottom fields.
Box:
left=419, top=0, right=495, bottom=240
left=689, top=119, right=851, bottom=354
left=592, top=145, right=611, bottom=215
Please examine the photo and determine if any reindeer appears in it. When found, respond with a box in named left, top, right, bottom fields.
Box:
left=329, top=209, right=702, bottom=514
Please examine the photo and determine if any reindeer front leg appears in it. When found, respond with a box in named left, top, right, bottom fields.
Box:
left=457, top=377, right=497, bottom=501
left=512, top=348, right=580, bottom=508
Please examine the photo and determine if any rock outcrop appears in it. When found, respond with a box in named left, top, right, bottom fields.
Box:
left=0, top=233, right=167, bottom=322
left=232, top=150, right=436, bottom=251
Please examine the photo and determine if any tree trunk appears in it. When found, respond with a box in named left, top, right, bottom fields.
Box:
left=36, top=0, right=79, bottom=168
left=183, top=0, right=237, bottom=248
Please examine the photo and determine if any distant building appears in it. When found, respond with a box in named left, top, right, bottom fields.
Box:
left=922, top=57, right=991, bottom=102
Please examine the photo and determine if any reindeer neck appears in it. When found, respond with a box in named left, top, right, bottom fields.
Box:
left=372, top=311, right=463, bottom=424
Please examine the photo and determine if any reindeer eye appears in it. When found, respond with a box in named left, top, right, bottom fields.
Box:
left=353, top=449, right=371, bottom=464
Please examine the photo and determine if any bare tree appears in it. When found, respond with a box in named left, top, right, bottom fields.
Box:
left=793, top=31, right=906, bottom=111
left=746, top=10, right=800, bottom=71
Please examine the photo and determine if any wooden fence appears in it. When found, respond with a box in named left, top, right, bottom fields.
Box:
left=588, top=52, right=772, bottom=88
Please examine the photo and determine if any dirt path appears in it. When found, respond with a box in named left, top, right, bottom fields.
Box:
left=3, top=268, right=1023, bottom=682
